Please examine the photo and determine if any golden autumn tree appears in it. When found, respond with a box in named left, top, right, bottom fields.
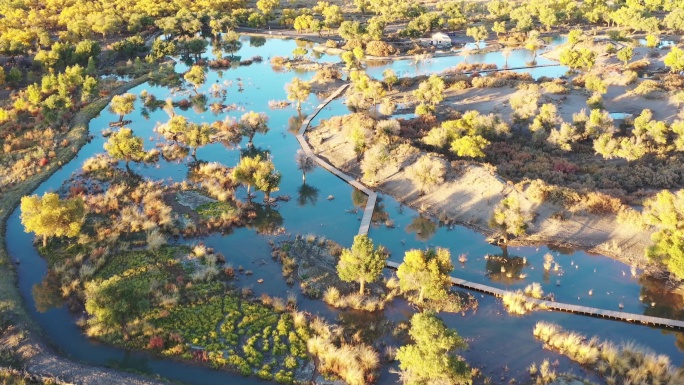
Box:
left=20, top=192, right=85, bottom=247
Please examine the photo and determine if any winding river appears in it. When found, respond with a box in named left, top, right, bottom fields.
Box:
left=5, top=36, right=684, bottom=384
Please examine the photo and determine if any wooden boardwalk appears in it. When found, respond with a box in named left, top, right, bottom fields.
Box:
left=296, top=84, right=684, bottom=330
left=295, top=84, right=377, bottom=235
left=386, top=260, right=684, bottom=329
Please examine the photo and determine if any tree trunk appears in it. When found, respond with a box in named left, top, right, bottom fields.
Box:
left=121, top=322, right=130, bottom=341
left=418, top=287, right=425, bottom=303
left=302, top=172, right=306, bottom=184
left=42, top=235, right=47, bottom=248
left=359, top=279, right=365, bottom=295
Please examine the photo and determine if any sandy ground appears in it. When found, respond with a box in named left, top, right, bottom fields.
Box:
left=439, top=82, right=680, bottom=123
left=307, top=111, right=655, bottom=269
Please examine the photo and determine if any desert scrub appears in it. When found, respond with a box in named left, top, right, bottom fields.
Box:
left=542, top=80, right=569, bottom=94
left=630, top=80, right=664, bottom=99
left=533, top=321, right=683, bottom=384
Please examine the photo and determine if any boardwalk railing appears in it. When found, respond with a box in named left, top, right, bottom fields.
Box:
left=295, top=83, right=377, bottom=236
left=386, top=260, right=684, bottom=329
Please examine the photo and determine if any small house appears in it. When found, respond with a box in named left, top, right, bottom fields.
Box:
left=430, top=32, right=452, bottom=47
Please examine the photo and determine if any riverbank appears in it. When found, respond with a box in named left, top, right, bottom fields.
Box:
left=0, top=74, right=172, bottom=385
left=306, top=121, right=655, bottom=271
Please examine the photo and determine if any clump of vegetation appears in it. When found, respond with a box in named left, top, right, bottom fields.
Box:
left=533, top=322, right=683, bottom=384
left=501, top=283, right=547, bottom=315
left=395, top=312, right=471, bottom=385
left=489, top=196, right=528, bottom=244
left=276, top=236, right=398, bottom=311
left=307, top=318, right=379, bottom=385
left=528, top=359, right=558, bottom=384
left=336, top=234, right=387, bottom=295
left=643, top=190, right=684, bottom=278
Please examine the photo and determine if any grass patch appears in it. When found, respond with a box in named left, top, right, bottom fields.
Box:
left=196, top=201, right=238, bottom=219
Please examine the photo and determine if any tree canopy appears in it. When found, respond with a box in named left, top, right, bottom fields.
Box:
left=20, top=192, right=85, bottom=247
left=396, top=312, right=471, bottom=385
left=109, top=93, right=137, bottom=122
left=104, top=128, right=147, bottom=168
left=336, top=234, right=387, bottom=294
left=285, top=77, right=311, bottom=110
left=85, top=276, right=150, bottom=340
left=413, top=75, right=445, bottom=115
left=489, top=196, right=528, bottom=243
left=397, top=247, right=453, bottom=303
left=406, top=155, right=446, bottom=195
left=239, top=111, right=270, bottom=146
left=643, top=190, right=684, bottom=279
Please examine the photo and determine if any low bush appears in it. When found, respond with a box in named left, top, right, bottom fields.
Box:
left=365, top=41, right=397, bottom=57
left=631, top=79, right=664, bottom=99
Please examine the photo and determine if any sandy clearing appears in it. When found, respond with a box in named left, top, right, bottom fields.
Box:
left=308, top=116, right=654, bottom=269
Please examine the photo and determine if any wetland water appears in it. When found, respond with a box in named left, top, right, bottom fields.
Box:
left=5, top=36, right=684, bottom=384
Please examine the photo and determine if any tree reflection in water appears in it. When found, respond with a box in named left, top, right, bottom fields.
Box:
left=485, top=252, right=529, bottom=284
left=406, top=215, right=437, bottom=242
left=297, top=184, right=319, bottom=206
left=246, top=204, right=284, bottom=235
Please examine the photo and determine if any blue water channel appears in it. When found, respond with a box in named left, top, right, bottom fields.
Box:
left=5, top=35, right=684, bottom=384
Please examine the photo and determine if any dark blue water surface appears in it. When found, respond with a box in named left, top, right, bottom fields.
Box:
left=6, top=35, right=684, bottom=384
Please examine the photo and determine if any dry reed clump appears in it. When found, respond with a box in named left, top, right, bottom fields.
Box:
left=306, top=317, right=380, bottom=385
left=159, top=143, right=189, bottom=161
left=86, top=181, right=174, bottom=235
left=543, top=253, right=554, bottom=271
left=267, top=100, right=291, bottom=109
left=533, top=321, right=683, bottom=384
left=312, top=66, right=342, bottom=84
left=322, top=287, right=390, bottom=312
left=541, top=80, right=569, bottom=94
left=270, top=56, right=288, bottom=67
left=189, top=162, right=237, bottom=202
left=501, top=282, right=546, bottom=315
left=82, top=154, right=118, bottom=175
left=616, top=207, right=647, bottom=230
left=449, top=62, right=497, bottom=73
left=603, top=70, right=638, bottom=86
left=146, top=229, right=167, bottom=251
left=576, top=192, right=625, bottom=214
left=630, top=79, right=665, bottom=99
left=528, top=359, right=557, bottom=384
